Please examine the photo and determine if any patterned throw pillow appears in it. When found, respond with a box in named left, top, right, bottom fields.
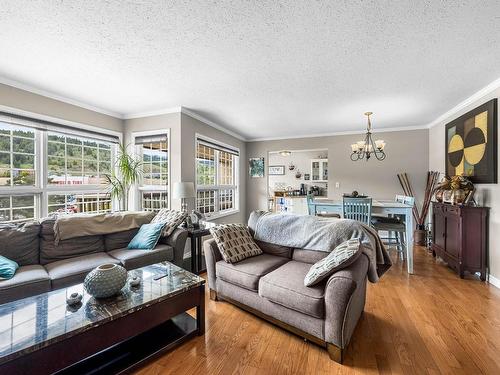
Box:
left=151, top=209, right=187, bottom=237
left=210, top=224, right=263, bottom=263
left=304, top=238, right=361, bottom=287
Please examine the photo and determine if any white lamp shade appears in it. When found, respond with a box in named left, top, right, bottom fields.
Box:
left=172, top=182, right=195, bottom=199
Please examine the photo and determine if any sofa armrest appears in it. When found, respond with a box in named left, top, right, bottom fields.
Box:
left=324, top=253, right=369, bottom=349
left=160, top=227, right=188, bottom=266
left=204, top=238, right=223, bottom=290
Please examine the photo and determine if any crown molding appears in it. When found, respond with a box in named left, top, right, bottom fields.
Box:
left=122, top=106, right=183, bottom=119
left=426, top=77, right=500, bottom=129
left=0, top=76, right=123, bottom=119
left=246, top=124, right=428, bottom=142
left=180, top=107, right=247, bottom=141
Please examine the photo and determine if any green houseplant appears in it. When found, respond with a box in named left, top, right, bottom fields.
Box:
left=105, top=144, right=142, bottom=211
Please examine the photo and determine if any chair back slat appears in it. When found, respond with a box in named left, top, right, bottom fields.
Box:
left=307, top=193, right=315, bottom=215
left=342, top=197, right=372, bottom=225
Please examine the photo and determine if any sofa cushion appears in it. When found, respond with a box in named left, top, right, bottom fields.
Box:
left=216, top=254, right=289, bottom=291
left=0, top=221, right=40, bottom=266
left=151, top=209, right=187, bottom=237
left=108, top=244, right=173, bottom=270
left=127, top=223, right=166, bottom=250
left=45, top=252, right=119, bottom=289
left=210, top=224, right=263, bottom=263
left=304, top=239, right=361, bottom=287
left=255, top=240, right=292, bottom=259
left=0, top=255, right=19, bottom=280
left=259, top=261, right=325, bottom=318
left=292, top=249, right=328, bottom=264
left=104, top=228, right=140, bottom=251
left=40, top=218, right=105, bottom=265
left=0, top=265, right=51, bottom=304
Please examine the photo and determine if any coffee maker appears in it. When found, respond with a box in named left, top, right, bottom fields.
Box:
left=300, top=183, right=306, bottom=196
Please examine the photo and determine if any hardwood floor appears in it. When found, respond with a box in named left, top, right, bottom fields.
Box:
left=135, top=246, right=500, bottom=375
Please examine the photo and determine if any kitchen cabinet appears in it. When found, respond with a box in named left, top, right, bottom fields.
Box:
left=311, top=159, right=328, bottom=182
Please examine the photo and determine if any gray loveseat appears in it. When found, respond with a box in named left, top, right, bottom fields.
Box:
left=0, top=214, right=188, bottom=305
left=204, top=222, right=370, bottom=363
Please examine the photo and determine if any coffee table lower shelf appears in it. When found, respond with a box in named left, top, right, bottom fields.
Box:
left=59, top=312, right=197, bottom=375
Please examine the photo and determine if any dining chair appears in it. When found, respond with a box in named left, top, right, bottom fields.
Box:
left=342, top=197, right=372, bottom=225
left=371, top=195, right=415, bottom=260
left=307, top=194, right=341, bottom=218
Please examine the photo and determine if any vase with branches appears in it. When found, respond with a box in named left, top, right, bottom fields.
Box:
left=104, top=144, right=142, bottom=211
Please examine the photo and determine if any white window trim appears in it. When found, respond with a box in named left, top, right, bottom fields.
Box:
left=0, top=109, right=122, bottom=221
left=194, top=133, right=240, bottom=220
left=131, top=129, right=171, bottom=211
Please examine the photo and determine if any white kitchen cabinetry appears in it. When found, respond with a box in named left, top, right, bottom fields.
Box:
left=311, top=159, right=328, bottom=182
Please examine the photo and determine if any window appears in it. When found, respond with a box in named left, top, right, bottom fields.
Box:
left=134, top=132, right=169, bottom=211
left=0, top=113, right=119, bottom=223
left=196, top=137, right=239, bottom=218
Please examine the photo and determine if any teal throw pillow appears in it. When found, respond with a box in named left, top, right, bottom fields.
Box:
left=0, top=255, right=19, bottom=280
left=127, top=223, right=166, bottom=250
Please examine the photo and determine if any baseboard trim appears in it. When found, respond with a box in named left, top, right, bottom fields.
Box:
left=488, top=274, right=500, bottom=289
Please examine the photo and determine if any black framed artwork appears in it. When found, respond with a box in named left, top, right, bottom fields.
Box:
left=445, top=98, right=497, bottom=183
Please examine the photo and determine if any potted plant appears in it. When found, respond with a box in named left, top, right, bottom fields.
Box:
left=104, top=144, right=142, bottom=211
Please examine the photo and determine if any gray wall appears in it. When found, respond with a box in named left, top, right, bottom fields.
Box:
left=0, top=83, right=123, bottom=133
left=246, top=129, right=429, bottom=217
left=123, top=112, right=246, bottom=224
left=429, top=89, right=500, bottom=281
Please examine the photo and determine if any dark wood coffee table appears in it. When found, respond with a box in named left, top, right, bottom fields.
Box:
left=0, top=262, right=205, bottom=375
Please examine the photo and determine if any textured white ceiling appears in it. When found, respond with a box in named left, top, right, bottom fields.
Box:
left=1, top=1, right=500, bottom=140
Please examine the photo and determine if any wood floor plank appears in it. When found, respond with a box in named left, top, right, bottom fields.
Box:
left=135, top=246, right=500, bottom=375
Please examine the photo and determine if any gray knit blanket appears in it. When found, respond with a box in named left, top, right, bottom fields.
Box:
left=248, top=211, right=392, bottom=283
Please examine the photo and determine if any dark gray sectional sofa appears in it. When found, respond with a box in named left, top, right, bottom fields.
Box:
left=0, top=216, right=188, bottom=305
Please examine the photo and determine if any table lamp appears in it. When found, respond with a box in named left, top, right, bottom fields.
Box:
left=173, top=182, right=195, bottom=212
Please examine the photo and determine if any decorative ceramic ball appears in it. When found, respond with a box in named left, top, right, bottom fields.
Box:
left=66, top=292, right=83, bottom=306
left=129, top=275, right=141, bottom=287
left=84, top=264, right=127, bottom=298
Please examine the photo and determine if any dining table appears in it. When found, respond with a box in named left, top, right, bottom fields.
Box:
left=309, top=199, right=415, bottom=274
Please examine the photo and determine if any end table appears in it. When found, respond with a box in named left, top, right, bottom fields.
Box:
left=187, top=225, right=212, bottom=274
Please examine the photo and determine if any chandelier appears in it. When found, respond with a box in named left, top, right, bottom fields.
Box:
left=350, top=112, right=386, bottom=161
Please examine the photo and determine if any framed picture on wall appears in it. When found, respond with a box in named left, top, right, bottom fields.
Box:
left=445, top=98, right=497, bottom=183
left=249, top=157, right=265, bottom=178
left=268, top=165, right=285, bottom=175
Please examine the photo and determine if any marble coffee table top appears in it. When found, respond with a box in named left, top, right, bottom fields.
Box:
left=0, top=262, right=204, bottom=365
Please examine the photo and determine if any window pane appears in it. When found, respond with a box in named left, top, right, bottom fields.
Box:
left=140, top=140, right=168, bottom=188
left=67, top=144, right=82, bottom=158
left=219, top=189, right=234, bottom=211
left=218, top=151, right=234, bottom=185
left=0, top=169, right=10, bottom=186
left=0, top=152, right=10, bottom=168
left=13, top=154, right=34, bottom=169
left=12, top=169, right=35, bottom=186
left=197, top=190, right=216, bottom=215
left=141, top=191, right=168, bottom=211
left=12, top=137, right=34, bottom=154
left=84, top=146, right=98, bottom=160
left=196, top=144, right=215, bottom=185
left=12, top=195, right=35, bottom=207
left=48, top=141, right=65, bottom=157
left=0, top=135, right=9, bottom=151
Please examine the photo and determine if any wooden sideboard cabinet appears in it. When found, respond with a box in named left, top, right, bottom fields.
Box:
left=431, top=202, right=489, bottom=280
